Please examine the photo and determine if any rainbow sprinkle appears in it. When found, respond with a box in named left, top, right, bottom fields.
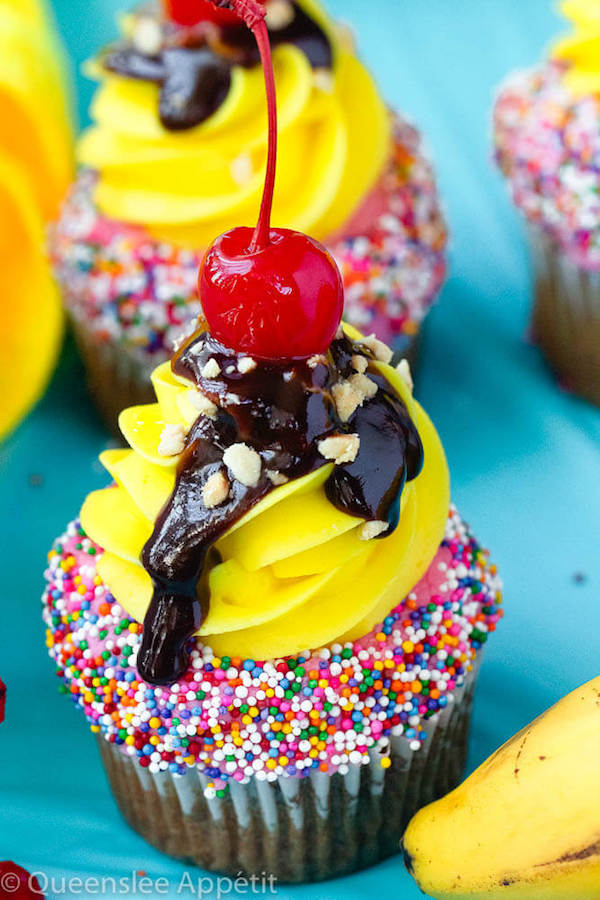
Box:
left=494, top=62, right=600, bottom=270
left=42, top=505, right=501, bottom=796
left=49, top=117, right=446, bottom=356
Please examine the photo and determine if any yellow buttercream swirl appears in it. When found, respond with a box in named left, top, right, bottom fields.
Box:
left=80, top=325, right=450, bottom=659
left=77, top=0, right=391, bottom=247
left=553, top=0, right=600, bottom=95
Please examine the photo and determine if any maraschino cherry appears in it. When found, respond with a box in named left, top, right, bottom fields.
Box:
left=163, top=0, right=244, bottom=28
left=199, top=0, right=344, bottom=360
left=0, top=862, right=43, bottom=899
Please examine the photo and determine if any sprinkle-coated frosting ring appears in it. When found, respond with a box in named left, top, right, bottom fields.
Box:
left=50, top=116, right=446, bottom=353
left=495, top=62, right=600, bottom=270
left=43, top=505, right=501, bottom=795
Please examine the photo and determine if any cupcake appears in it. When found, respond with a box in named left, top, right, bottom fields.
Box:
left=50, top=0, right=447, bottom=430
left=494, top=0, right=600, bottom=406
left=43, top=5, right=499, bottom=880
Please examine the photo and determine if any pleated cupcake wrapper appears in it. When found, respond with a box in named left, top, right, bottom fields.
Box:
left=529, top=226, right=600, bottom=406
left=70, top=315, right=158, bottom=435
left=97, top=657, right=480, bottom=883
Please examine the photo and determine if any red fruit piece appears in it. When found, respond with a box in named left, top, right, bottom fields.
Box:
left=201, top=227, right=343, bottom=359
left=0, top=862, right=43, bottom=899
left=0, top=679, right=5, bottom=724
left=163, top=0, right=248, bottom=27
left=199, top=0, right=344, bottom=360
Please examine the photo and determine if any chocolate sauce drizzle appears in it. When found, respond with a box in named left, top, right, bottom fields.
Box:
left=104, top=2, right=332, bottom=131
left=138, top=331, right=423, bottom=685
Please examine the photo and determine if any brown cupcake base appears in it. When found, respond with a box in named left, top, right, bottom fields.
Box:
left=97, top=660, right=479, bottom=883
left=530, top=228, right=600, bottom=407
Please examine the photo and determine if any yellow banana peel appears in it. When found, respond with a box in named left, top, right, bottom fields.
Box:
left=403, top=675, right=600, bottom=899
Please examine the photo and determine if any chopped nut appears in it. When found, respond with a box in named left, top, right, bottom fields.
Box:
left=308, top=354, right=327, bottom=369
left=202, top=358, right=221, bottom=379
left=265, top=0, right=294, bottom=30
left=231, top=153, right=253, bottom=186
left=223, top=443, right=262, bottom=487
left=359, top=333, right=393, bottom=364
left=202, top=470, right=230, bottom=509
left=238, top=357, right=257, bottom=374
left=396, top=359, right=414, bottom=392
left=187, top=389, right=217, bottom=419
left=267, top=470, right=288, bottom=486
left=360, top=520, right=389, bottom=541
left=313, top=68, right=334, bottom=93
left=318, top=434, right=360, bottom=465
left=158, top=423, right=186, bottom=457
left=349, top=372, right=378, bottom=400
left=170, top=317, right=197, bottom=353
left=351, top=354, right=368, bottom=374
left=332, top=381, right=362, bottom=423
left=335, top=324, right=345, bottom=340
left=132, top=16, right=162, bottom=55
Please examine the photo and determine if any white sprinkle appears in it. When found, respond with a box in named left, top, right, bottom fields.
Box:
left=202, top=470, right=230, bottom=509
left=318, top=434, right=360, bottom=465
left=223, top=443, right=262, bottom=487
left=360, top=520, right=389, bottom=541
left=202, top=358, right=221, bottom=379
left=157, top=423, right=186, bottom=457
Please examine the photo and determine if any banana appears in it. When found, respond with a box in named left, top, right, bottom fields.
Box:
left=402, top=676, right=600, bottom=899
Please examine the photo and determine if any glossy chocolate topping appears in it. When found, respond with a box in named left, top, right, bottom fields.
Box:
left=104, top=2, right=332, bottom=131
left=138, top=330, right=423, bottom=684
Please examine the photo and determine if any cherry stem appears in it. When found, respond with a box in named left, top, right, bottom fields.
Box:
left=249, top=17, right=277, bottom=252
left=218, top=0, right=276, bottom=253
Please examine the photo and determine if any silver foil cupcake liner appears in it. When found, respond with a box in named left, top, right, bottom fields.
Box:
left=529, top=226, right=600, bottom=406
left=97, top=659, right=480, bottom=883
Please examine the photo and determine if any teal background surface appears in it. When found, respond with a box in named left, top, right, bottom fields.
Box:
left=1, top=0, right=600, bottom=897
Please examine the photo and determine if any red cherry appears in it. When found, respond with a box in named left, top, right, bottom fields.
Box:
left=200, top=226, right=343, bottom=359
left=162, top=0, right=244, bottom=27
left=198, top=0, right=344, bottom=360
left=0, top=862, right=43, bottom=899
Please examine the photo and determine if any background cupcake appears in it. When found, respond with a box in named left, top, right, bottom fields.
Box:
left=494, top=0, right=600, bottom=406
left=50, top=0, right=447, bottom=430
